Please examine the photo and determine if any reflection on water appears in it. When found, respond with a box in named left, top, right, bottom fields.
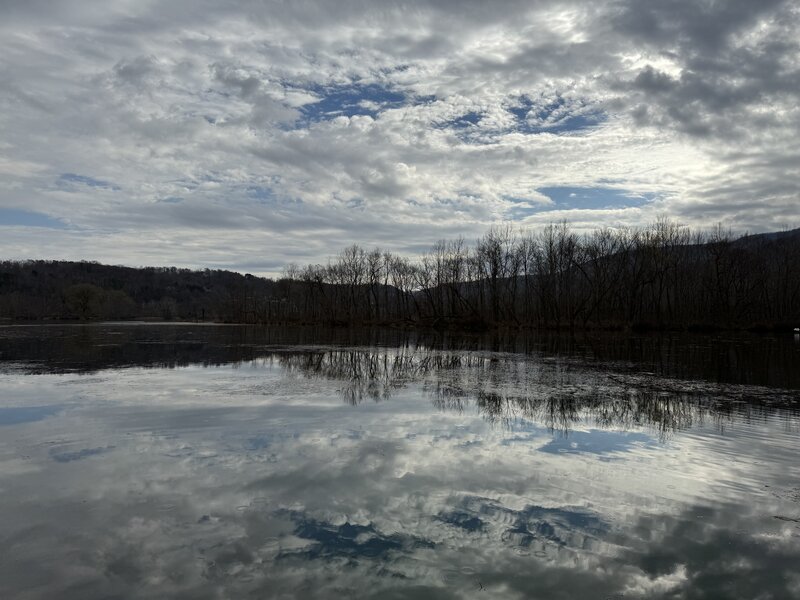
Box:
left=2, top=323, right=799, bottom=388
left=273, top=347, right=799, bottom=438
left=0, top=324, right=799, bottom=599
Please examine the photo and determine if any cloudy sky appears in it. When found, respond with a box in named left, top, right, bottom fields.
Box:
left=1, top=0, right=798, bottom=274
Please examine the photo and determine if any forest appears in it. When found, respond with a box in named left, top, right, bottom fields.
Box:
left=2, top=219, right=799, bottom=331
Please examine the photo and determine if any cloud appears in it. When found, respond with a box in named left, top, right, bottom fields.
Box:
left=0, top=0, right=798, bottom=273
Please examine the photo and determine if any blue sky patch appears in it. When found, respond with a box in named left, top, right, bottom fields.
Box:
left=538, top=429, right=655, bottom=455
left=442, top=111, right=483, bottom=129
left=297, top=82, right=406, bottom=123
left=278, top=511, right=434, bottom=560
left=455, top=495, right=609, bottom=548
left=58, top=173, right=119, bottom=190
left=50, top=445, right=116, bottom=463
left=436, top=510, right=485, bottom=532
left=504, top=504, right=609, bottom=546
left=0, top=405, right=62, bottom=426
left=435, top=95, right=604, bottom=143
left=247, top=186, right=278, bottom=203
left=509, top=95, right=604, bottom=134
left=0, top=208, right=68, bottom=229
left=507, top=187, right=655, bottom=219
left=244, top=434, right=272, bottom=450
left=539, top=186, right=656, bottom=210
left=500, top=420, right=548, bottom=445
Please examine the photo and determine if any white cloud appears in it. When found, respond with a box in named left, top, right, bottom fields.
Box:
left=0, top=0, right=798, bottom=273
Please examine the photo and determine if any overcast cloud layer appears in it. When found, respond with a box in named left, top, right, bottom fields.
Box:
left=1, top=0, right=798, bottom=273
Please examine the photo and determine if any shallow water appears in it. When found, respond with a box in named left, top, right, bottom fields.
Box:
left=0, top=324, right=799, bottom=599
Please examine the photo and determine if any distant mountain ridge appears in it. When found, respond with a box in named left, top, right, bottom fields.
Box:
left=735, top=227, right=800, bottom=245
left=0, top=260, right=280, bottom=322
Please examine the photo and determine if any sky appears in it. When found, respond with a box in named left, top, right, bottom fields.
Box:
left=0, top=0, right=798, bottom=275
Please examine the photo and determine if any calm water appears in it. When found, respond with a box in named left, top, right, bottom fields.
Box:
left=1, top=324, right=799, bottom=599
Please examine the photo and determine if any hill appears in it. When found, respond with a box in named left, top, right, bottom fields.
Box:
left=0, top=260, right=280, bottom=322
left=2, top=223, right=799, bottom=330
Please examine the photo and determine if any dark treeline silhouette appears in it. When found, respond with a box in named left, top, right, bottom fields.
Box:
left=0, top=260, right=286, bottom=323
left=2, top=219, right=799, bottom=330
left=280, top=219, right=800, bottom=330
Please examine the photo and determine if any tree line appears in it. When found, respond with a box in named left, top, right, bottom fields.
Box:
left=277, top=219, right=800, bottom=330
left=1, top=219, right=799, bottom=330
left=0, top=261, right=284, bottom=323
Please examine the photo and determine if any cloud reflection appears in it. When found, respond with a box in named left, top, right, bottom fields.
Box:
left=0, top=325, right=799, bottom=598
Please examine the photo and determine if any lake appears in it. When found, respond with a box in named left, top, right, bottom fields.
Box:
left=1, top=324, right=799, bottom=599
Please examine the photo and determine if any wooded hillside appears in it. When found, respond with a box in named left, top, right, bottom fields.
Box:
left=2, top=221, right=799, bottom=330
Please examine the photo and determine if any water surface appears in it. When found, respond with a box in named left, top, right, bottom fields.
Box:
left=1, top=324, right=799, bottom=599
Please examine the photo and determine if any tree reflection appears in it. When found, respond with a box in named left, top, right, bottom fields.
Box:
left=2, top=324, right=798, bottom=436
left=274, top=346, right=799, bottom=438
